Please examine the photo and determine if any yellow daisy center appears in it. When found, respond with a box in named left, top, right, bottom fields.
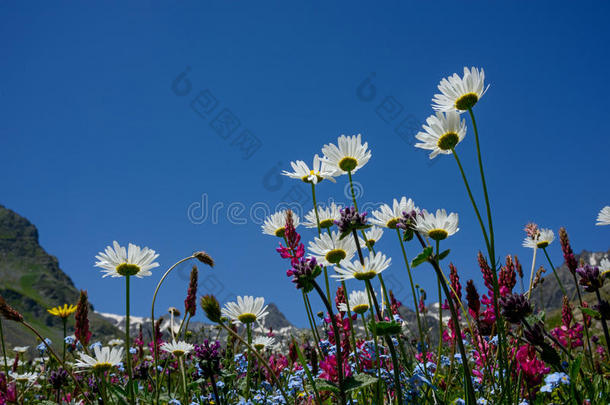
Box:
left=536, top=240, right=549, bottom=249
left=172, top=350, right=185, bottom=357
left=93, top=362, right=112, bottom=372
left=353, top=271, right=377, bottom=281
left=326, top=249, right=347, bottom=264
left=352, top=304, right=369, bottom=314
left=455, top=93, right=479, bottom=110
left=386, top=218, right=399, bottom=229
left=428, top=229, right=449, bottom=241
left=319, top=219, right=335, bottom=228
left=274, top=227, right=286, bottom=237
left=338, top=157, right=358, bottom=172
left=437, top=132, right=459, bottom=151
left=116, top=263, right=140, bottom=277
left=365, top=239, right=376, bottom=249
left=237, top=313, right=257, bottom=324
left=254, top=343, right=265, bottom=350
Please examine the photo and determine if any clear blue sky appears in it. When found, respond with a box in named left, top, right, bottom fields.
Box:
left=1, top=2, right=608, bottom=327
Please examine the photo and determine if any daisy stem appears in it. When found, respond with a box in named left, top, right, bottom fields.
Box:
left=303, top=292, right=323, bottom=358
left=542, top=247, right=568, bottom=297
left=312, top=280, right=347, bottom=405
left=569, top=272, right=595, bottom=372
left=0, top=319, right=8, bottom=375
left=245, top=323, right=252, bottom=400
left=311, top=183, right=321, bottom=237
left=435, top=241, right=443, bottom=383
left=125, top=275, right=134, bottom=405
left=218, top=321, right=290, bottom=403
left=527, top=247, right=538, bottom=298
left=179, top=356, right=188, bottom=403
left=396, top=229, right=428, bottom=374
left=209, top=373, right=221, bottom=405
left=151, top=255, right=195, bottom=400
left=414, top=232, right=476, bottom=404
left=347, top=171, right=359, bottom=211
left=364, top=278, right=403, bottom=402
left=340, top=280, right=361, bottom=372
left=361, top=314, right=370, bottom=340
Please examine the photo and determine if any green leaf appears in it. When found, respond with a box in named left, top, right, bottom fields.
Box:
left=411, top=247, right=433, bottom=268
left=315, top=378, right=341, bottom=394
left=437, top=249, right=451, bottom=261
left=581, top=307, right=601, bottom=319
left=569, top=354, right=583, bottom=382
left=342, top=373, right=379, bottom=393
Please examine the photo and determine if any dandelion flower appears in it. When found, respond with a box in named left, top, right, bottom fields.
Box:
left=303, top=203, right=342, bottom=229
left=596, top=206, right=610, bottom=226
left=308, top=230, right=356, bottom=266
left=253, top=336, right=276, bottom=351
left=415, top=112, right=466, bottom=159
left=415, top=209, right=460, bottom=241
left=282, top=154, right=337, bottom=184
left=523, top=228, right=555, bottom=249
left=75, top=345, right=123, bottom=372
left=47, top=304, right=78, bottom=319
left=262, top=210, right=300, bottom=237
left=321, top=134, right=371, bottom=174
left=370, top=197, right=418, bottom=229
left=332, top=252, right=391, bottom=281
left=161, top=340, right=194, bottom=357
left=222, top=296, right=269, bottom=325
left=338, top=290, right=371, bottom=314
left=94, top=241, right=159, bottom=278
left=432, top=67, right=489, bottom=112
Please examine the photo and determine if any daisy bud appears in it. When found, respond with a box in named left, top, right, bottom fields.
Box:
left=194, top=251, right=215, bottom=267
left=200, top=295, right=221, bottom=323
left=0, top=296, right=23, bottom=322
left=499, top=293, right=532, bottom=324
left=168, top=307, right=181, bottom=317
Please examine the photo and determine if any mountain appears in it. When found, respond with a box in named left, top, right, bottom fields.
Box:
left=0, top=204, right=119, bottom=350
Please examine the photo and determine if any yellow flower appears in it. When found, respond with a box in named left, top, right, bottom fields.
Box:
left=47, top=304, right=77, bottom=319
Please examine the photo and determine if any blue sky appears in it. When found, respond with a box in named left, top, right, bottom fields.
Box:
left=1, top=1, right=609, bottom=327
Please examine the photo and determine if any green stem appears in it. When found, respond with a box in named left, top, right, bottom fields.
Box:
left=435, top=241, right=443, bottom=380
left=340, top=280, right=361, bottom=371
left=595, top=290, right=610, bottom=355
left=0, top=319, right=8, bottom=375
left=151, top=255, right=195, bottom=404
left=361, top=314, right=370, bottom=340
left=570, top=272, right=595, bottom=370
left=542, top=248, right=568, bottom=297
left=303, top=292, right=323, bottom=358
left=246, top=323, right=252, bottom=400
left=125, top=275, right=134, bottom=405
left=347, top=171, right=359, bottom=211
left=62, top=318, right=67, bottom=362
left=311, top=183, right=321, bottom=236
left=396, top=229, right=427, bottom=371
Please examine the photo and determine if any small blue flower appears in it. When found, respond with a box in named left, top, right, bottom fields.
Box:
left=129, top=347, right=137, bottom=354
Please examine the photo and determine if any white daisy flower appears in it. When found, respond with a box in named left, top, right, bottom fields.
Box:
left=600, top=257, right=610, bottom=272
left=338, top=290, right=371, bottom=314
left=9, top=371, right=37, bottom=384
left=94, top=241, right=159, bottom=278
left=415, top=209, right=459, bottom=241
left=359, top=227, right=384, bottom=249
left=75, top=345, right=123, bottom=372
left=415, top=111, right=467, bottom=159
left=107, top=338, right=124, bottom=347
left=432, top=67, right=489, bottom=112
left=303, top=203, right=343, bottom=229
left=522, top=228, right=555, bottom=249
left=332, top=252, right=391, bottom=281
left=321, top=134, right=372, bottom=174
left=13, top=346, right=29, bottom=354
left=370, top=197, right=418, bottom=229
left=308, top=230, right=357, bottom=266
left=261, top=210, right=300, bottom=237
left=596, top=206, right=610, bottom=226
left=253, top=336, right=277, bottom=351
left=222, top=296, right=269, bottom=325
left=161, top=340, right=194, bottom=357
left=282, top=154, right=337, bottom=184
